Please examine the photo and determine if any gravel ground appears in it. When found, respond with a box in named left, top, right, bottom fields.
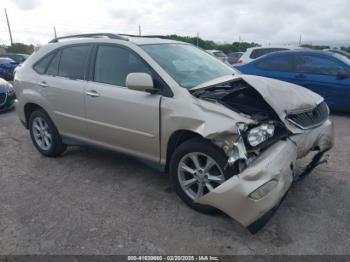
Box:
left=0, top=110, right=349, bottom=255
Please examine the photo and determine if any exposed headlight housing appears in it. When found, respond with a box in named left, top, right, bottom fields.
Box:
left=247, top=123, right=275, bottom=147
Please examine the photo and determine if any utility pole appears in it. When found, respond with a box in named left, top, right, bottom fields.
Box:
left=298, top=34, right=302, bottom=46
left=196, top=32, right=199, bottom=46
left=138, top=25, right=141, bottom=36
left=4, top=8, right=13, bottom=45
left=54, top=26, right=57, bottom=38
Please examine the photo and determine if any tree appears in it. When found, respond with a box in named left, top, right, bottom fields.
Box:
left=5, top=43, right=34, bottom=54
left=164, top=34, right=260, bottom=53
left=300, top=44, right=330, bottom=50
left=340, top=46, right=350, bottom=53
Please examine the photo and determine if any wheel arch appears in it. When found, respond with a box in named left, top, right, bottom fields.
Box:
left=165, top=129, right=203, bottom=173
left=24, top=103, right=47, bottom=129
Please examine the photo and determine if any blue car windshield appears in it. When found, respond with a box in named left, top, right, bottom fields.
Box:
left=142, top=44, right=235, bottom=89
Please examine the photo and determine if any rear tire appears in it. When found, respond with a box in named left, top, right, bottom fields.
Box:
left=29, top=109, right=67, bottom=157
left=170, top=138, right=237, bottom=214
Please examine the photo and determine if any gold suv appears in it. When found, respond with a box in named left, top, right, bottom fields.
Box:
left=14, top=33, right=333, bottom=233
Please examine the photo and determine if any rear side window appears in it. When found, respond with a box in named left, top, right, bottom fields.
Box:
left=58, top=45, right=91, bottom=80
left=94, top=45, right=151, bottom=86
left=250, top=48, right=288, bottom=59
left=294, top=55, right=345, bottom=75
left=256, top=55, right=293, bottom=71
left=33, top=52, right=56, bottom=74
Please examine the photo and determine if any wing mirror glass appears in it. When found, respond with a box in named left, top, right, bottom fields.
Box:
left=126, top=73, right=158, bottom=93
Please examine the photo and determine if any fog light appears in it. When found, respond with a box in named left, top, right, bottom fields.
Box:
left=248, top=179, right=278, bottom=200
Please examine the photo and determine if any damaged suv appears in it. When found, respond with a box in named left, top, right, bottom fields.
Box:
left=14, top=33, right=334, bottom=233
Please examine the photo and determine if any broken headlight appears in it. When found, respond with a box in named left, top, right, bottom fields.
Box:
left=247, top=123, right=275, bottom=147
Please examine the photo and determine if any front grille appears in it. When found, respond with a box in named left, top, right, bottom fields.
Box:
left=286, top=101, right=329, bottom=129
left=0, top=92, right=7, bottom=106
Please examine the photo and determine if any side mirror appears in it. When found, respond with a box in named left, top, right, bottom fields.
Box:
left=337, top=71, right=349, bottom=79
left=126, top=73, right=158, bottom=93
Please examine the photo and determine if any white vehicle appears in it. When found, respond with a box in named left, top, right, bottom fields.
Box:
left=238, top=46, right=302, bottom=64
left=206, top=50, right=228, bottom=63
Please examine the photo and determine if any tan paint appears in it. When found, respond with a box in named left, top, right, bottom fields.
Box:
left=14, top=37, right=334, bottom=228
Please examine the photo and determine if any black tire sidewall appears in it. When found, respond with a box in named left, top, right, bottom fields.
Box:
left=170, top=138, right=236, bottom=214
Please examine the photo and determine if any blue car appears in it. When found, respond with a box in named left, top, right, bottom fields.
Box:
left=0, top=57, right=18, bottom=81
left=235, top=50, right=350, bottom=112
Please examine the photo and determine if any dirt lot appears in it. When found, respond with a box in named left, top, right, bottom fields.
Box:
left=0, top=110, right=349, bottom=255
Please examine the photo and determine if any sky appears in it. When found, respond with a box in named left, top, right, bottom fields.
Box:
left=0, top=0, right=349, bottom=46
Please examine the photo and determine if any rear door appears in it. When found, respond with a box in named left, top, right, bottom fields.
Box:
left=251, top=54, right=296, bottom=83
left=84, top=44, right=161, bottom=162
left=36, top=44, right=92, bottom=139
left=292, top=54, right=350, bottom=110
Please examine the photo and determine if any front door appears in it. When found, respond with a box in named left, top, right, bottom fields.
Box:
left=85, top=44, right=161, bottom=162
left=293, top=54, right=350, bottom=110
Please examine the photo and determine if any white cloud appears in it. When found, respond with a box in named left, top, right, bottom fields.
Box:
left=12, top=0, right=41, bottom=10
left=0, top=0, right=349, bottom=46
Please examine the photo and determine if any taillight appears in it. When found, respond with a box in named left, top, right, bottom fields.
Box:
left=237, top=59, right=243, bottom=64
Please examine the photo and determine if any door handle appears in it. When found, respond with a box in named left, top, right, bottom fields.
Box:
left=295, top=73, right=306, bottom=79
left=86, top=90, right=100, bottom=97
left=38, top=81, right=49, bottom=88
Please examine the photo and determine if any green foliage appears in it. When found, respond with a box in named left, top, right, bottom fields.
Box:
left=5, top=43, right=34, bottom=54
left=300, top=44, right=330, bottom=50
left=164, top=34, right=260, bottom=53
left=340, top=46, right=350, bottom=53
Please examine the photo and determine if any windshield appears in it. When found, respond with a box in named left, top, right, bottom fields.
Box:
left=214, top=51, right=227, bottom=58
left=142, top=44, right=235, bottom=89
left=0, top=58, right=15, bottom=64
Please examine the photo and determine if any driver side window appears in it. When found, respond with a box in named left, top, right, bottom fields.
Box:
left=94, top=45, right=151, bottom=87
left=294, top=55, right=345, bottom=76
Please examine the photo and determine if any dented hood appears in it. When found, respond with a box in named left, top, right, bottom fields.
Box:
left=193, top=74, right=324, bottom=133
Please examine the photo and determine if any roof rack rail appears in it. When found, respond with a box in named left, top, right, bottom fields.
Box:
left=119, top=34, right=167, bottom=39
left=49, top=33, right=128, bottom=43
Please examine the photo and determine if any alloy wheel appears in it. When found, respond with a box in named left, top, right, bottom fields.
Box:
left=32, top=116, right=52, bottom=151
left=177, top=152, right=225, bottom=200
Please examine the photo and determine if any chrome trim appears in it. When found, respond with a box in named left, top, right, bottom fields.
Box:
left=286, top=117, right=324, bottom=130
left=286, top=102, right=329, bottom=130
left=86, top=90, right=100, bottom=97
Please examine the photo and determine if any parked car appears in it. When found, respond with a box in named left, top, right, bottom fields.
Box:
left=235, top=50, right=350, bottom=112
left=14, top=33, right=333, bottom=233
left=206, top=50, right=228, bottom=63
left=237, top=46, right=302, bottom=64
left=0, top=57, right=18, bottom=81
left=0, top=53, right=29, bottom=64
left=227, top=52, right=243, bottom=64
left=0, top=78, right=16, bottom=112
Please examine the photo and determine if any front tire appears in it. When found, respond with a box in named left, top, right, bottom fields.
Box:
left=170, top=138, right=237, bottom=214
left=29, top=109, right=67, bottom=157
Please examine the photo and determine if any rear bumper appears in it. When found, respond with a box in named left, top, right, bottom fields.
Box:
left=197, top=119, right=334, bottom=232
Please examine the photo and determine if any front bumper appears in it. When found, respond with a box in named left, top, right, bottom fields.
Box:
left=197, top=119, right=333, bottom=232
left=0, top=92, right=16, bottom=112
